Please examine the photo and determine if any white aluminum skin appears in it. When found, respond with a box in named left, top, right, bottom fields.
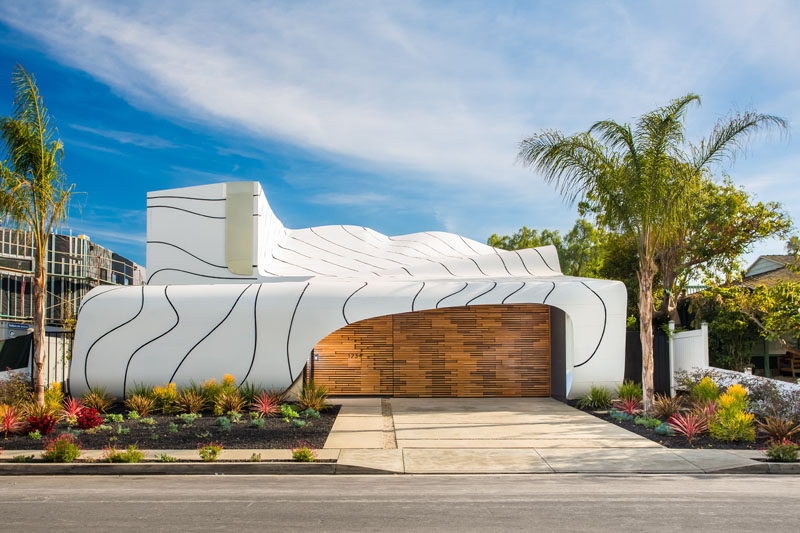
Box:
left=70, top=182, right=627, bottom=399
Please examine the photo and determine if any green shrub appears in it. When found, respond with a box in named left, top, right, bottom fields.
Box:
left=197, top=442, right=223, bottom=462
left=249, top=453, right=262, bottom=462
left=634, top=415, right=662, bottom=429
left=281, top=404, right=299, bottom=421
left=177, top=413, right=201, bottom=426
left=616, top=380, right=643, bottom=402
left=151, top=383, right=179, bottom=414
left=27, top=430, right=42, bottom=440
left=301, top=408, right=320, bottom=419
left=138, top=417, right=157, bottom=426
left=709, top=385, right=755, bottom=442
left=12, top=454, right=35, bottom=463
left=41, top=434, right=82, bottom=463
left=690, top=377, right=720, bottom=403
left=298, top=381, right=329, bottom=412
left=250, top=417, right=265, bottom=429
left=151, top=433, right=159, bottom=441
left=0, top=369, right=33, bottom=407
left=126, top=410, right=140, bottom=420
left=765, top=439, right=799, bottom=462
left=292, top=418, right=307, bottom=428
left=228, top=411, right=243, bottom=423
left=237, top=382, right=264, bottom=404
left=81, top=387, right=114, bottom=414
left=159, top=453, right=177, bottom=462
left=44, top=382, right=64, bottom=413
left=116, top=424, right=130, bottom=435
left=577, top=386, right=612, bottom=410
left=168, top=423, right=179, bottom=433
left=216, top=416, right=231, bottom=432
left=102, top=444, right=144, bottom=463
left=104, top=413, right=124, bottom=424
left=655, top=422, right=675, bottom=436
left=291, top=442, right=316, bottom=462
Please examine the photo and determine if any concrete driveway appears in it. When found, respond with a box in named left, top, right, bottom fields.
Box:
left=389, top=397, right=659, bottom=449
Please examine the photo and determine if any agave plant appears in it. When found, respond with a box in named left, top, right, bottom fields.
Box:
left=757, top=416, right=800, bottom=442
left=1, top=405, right=26, bottom=436
left=668, top=413, right=708, bottom=446
left=251, top=392, right=281, bottom=418
left=612, top=398, right=642, bottom=417
left=61, top=397, right=84, bottom=420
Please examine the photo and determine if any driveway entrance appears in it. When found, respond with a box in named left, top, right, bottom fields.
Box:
left=389, top=397, right=657, bottom=448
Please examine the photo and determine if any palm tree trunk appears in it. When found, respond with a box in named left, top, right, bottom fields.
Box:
left=638, top=256, right=657, bottom=413
left=32, top=258, right=46, bottom=406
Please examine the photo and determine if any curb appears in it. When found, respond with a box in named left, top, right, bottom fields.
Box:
left=711, top=462, right=800, bottom=475
left=0, top=462, right=336, bottom=476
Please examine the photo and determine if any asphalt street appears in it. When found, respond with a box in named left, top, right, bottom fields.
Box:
left=1, top=474, right=798, bottom=532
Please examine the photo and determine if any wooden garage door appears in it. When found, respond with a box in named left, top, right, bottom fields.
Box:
left=311, top=304, right=550, bottom=397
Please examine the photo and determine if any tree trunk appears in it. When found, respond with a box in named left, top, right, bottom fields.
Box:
left=32, top=259, right=46, bottom=406
left=638, top=256, right=657, bottom=413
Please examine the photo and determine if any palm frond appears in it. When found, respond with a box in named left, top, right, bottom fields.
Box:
left=691, top=111, right=788, bottom=170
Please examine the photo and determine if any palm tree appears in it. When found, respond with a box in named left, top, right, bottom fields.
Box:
left=518, top=93, right=785, bottom=411
left=0, top=65, right=72, bottom=406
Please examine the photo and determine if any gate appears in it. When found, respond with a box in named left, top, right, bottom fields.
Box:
left=624, top=330, right=671, bottom=395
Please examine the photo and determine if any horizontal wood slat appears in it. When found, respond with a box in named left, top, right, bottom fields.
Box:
left=311, top=304, right=550, bottom=397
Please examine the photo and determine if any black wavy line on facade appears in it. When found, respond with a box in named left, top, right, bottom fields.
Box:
left=286, top=282, right=310, bottom=382
left=270, top=254, right=329, bottom=276
left=276, top=243, right=360, bottom=273
left=390, top=235, right=459, bottom=259
left=239, top=284, right=263, bottom=386
left=493, top=248, right=512, bottom=276
left=147, top=240, right=227, bottom=269
left=148, top=268, right=257, bottom=284
left=147, top=196, right=225, bottom=201
left=465, top=281, right=497, bottom=306
left=84, top=285, right=145, bottom=390
left=342, top=282, right=369, bottom=325
left=423, top=232, right=470, bottom=259
left=308, top=228, right=395, bottom=269
left=425, top=232, right=485, bottom=275
left=436, top=282, right=469, bottom=308
left=341, top=225, right=442, bottom=266
left=401, top=267, right=412, bottom=276
left=411, top=281, right=425, bottom=312
left=169, top=284, right=253, bottom=383
left=324, top=226, right=408, bottom=267
left=122, top=286, right=179, bottom=397
left=291, top=235, right=384, bottom=275
left=573, top=282, right=608, bottom=368
left=514, top=250, right=535, bottom=275
left=501, top=282, right=526, bottom=304
left=542, top=282, right=556, bottom=304
left=459, top=236, right=482, bottom=254
left=78, top=286, right=124, bottom=315
left=146, top=205, right=225, bottom=219
left=534, top=248, right=557, bottom=272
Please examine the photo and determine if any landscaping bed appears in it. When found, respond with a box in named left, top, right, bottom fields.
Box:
left=0, top=405, right=340, bottom=451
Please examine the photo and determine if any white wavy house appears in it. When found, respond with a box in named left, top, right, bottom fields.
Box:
left=70, top=181, right=627, bottom=399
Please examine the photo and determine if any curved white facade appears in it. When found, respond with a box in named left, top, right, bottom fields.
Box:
left=70, top=181, right=627, bottom=399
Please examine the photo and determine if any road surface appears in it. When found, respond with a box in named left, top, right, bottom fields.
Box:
left=1, top=474, right=798, bottom=531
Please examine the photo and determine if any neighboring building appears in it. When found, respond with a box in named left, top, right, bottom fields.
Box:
left=71, top=182, right=628, bottom=400
left=0, top=227, right=145, bottom=328
left=740, top=254, right=800, bottom=288
left=0, top=228, right=145, bottom=385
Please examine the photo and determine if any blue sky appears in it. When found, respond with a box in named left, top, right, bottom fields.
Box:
left=0, top=1, right=797, bottom=268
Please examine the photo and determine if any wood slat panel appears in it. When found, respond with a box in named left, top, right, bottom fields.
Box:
left=312, top=304, right=550, bottom=397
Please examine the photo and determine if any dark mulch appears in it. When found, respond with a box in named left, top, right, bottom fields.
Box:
left=565, top=400, right=769, bottom=450
left=2, top=405, right=340, bottom=451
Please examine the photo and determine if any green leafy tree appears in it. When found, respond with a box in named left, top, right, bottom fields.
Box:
left=517, top=93, right=785, bottom=411
left=655, top=176, right=792, bottom=323
left=488, top=218, right=605, bottom=277
left=0, top=66, right=72, bottom=405
left=696, top=283, right=800, bottom=354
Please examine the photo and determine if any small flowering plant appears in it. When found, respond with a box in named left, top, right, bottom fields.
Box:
left=41, top=434, right=82, bottom=463
left=765, top=439, right=799, bottom=463
left=197, top=441, right=224, bottom=462
left=291, top=441, right=317, bottom=462
left=76, top=407, right=103, bottom=430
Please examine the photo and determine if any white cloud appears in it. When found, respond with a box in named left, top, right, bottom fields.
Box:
left=70, top=124, right=177, bottom=149
left=308, top=192, right=389, bottom=206
left=0, top=0, right=797, bottom=241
